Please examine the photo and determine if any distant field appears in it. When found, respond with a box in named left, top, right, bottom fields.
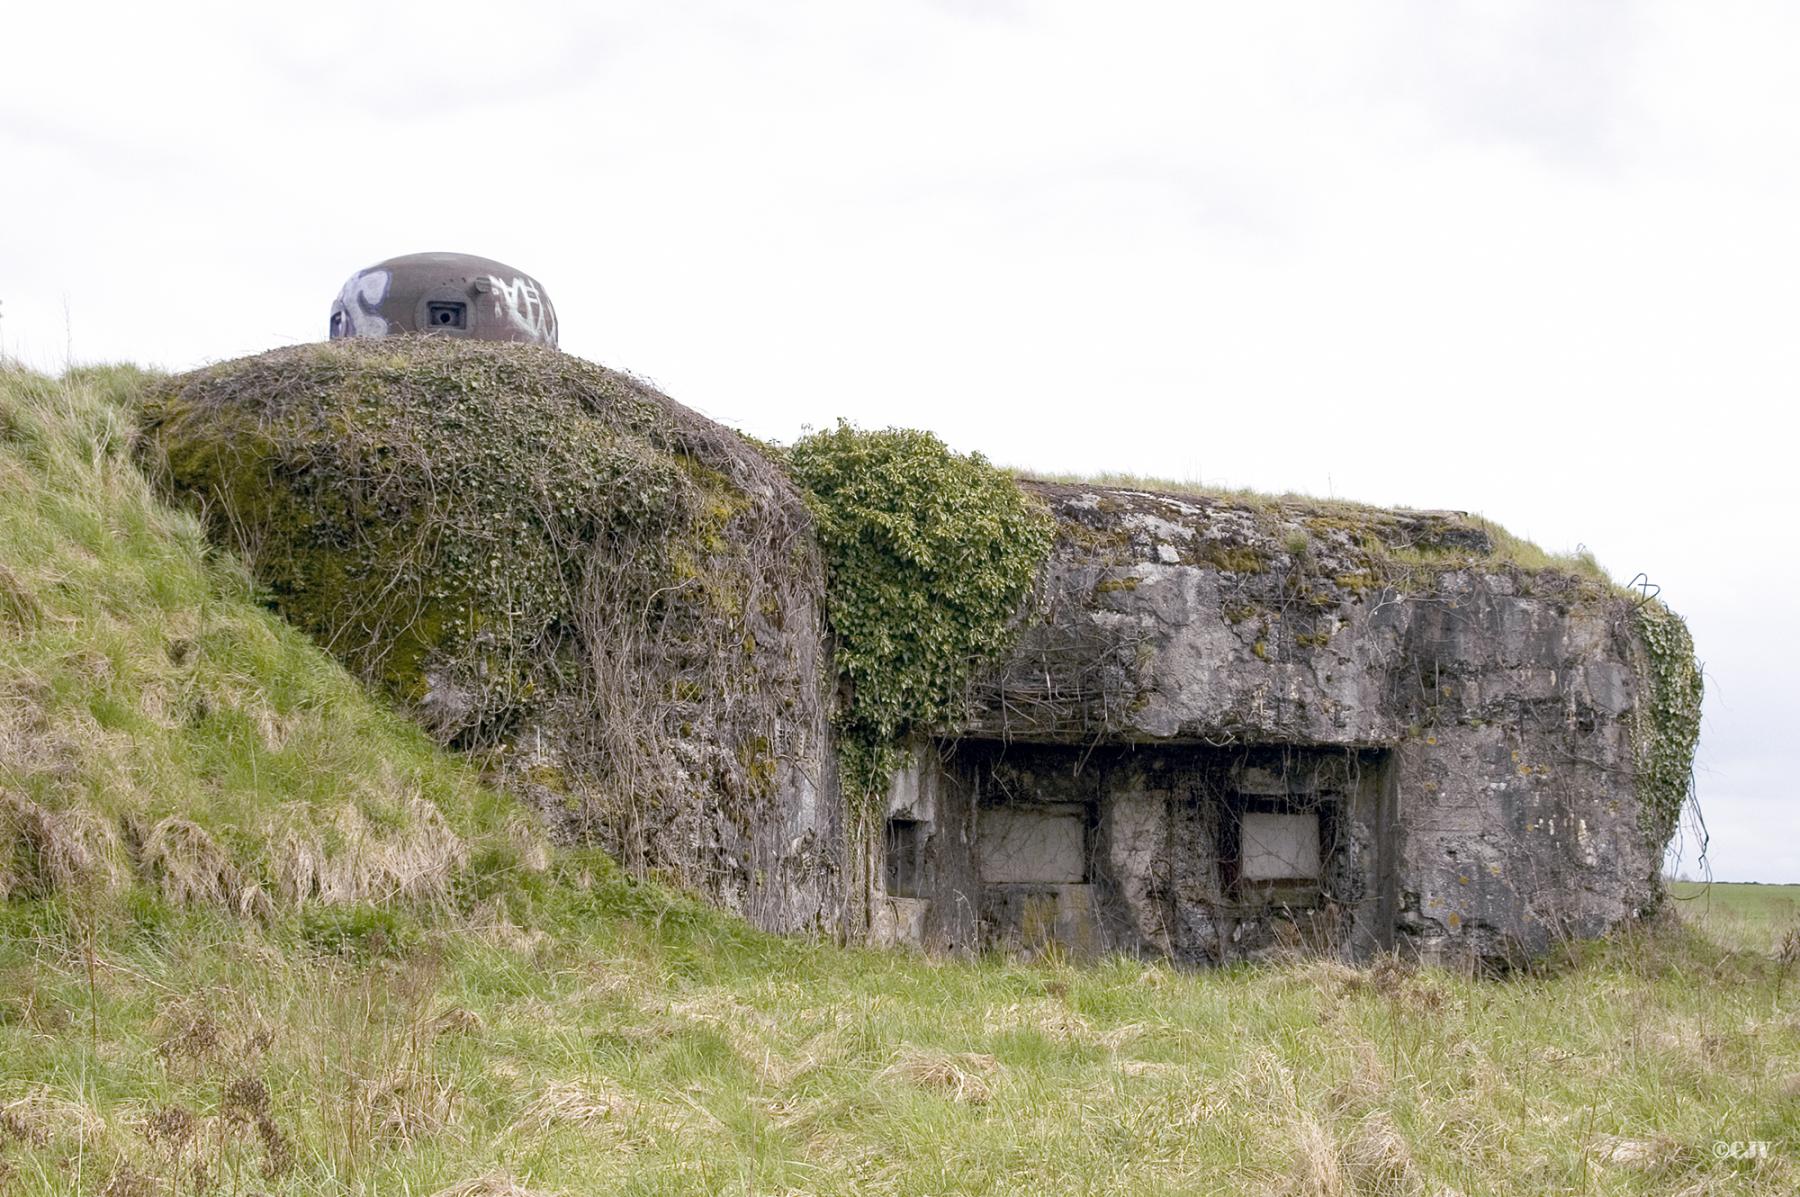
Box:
left=1668, top=881, right=1800, bottom=952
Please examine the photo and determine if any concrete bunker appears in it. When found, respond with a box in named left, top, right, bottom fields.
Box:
left=147, top=324, right=1698, bottom=965
left=876, top=741, right=1396, bottom=964
left=866, top=480, right=1695, bottom=967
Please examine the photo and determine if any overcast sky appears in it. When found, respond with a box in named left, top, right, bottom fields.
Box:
left=3, top=1, right=1793, bottom=881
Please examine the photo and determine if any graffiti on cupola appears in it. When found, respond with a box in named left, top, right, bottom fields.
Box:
left=328, top=251, right=558, bottom=347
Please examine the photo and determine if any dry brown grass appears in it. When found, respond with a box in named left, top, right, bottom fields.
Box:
left=1273, top=1110, right=1426, bottom=1197
left=880, top=1046, right=1001, bottom=1104
left=0, top=563, right=40, bottom=630
left=1, top=1087, right=107, bottom=1145
left=1593, top=1133, right=1683, bottom=1170
left=0, top=790, right=127, bottom=899
left=139, top=815, right=264, bottom=914
left=981, top=998, right=1094, bottom=1042
left=432, top=1006, right=485, bottom=1038
left=510, top=1081, right=635, bottom=1133
left=429, top=1175, right=555, bottom=1197
left=1342, top=1110, right=1422, bottom=1196
left=364, top=1068, right=461, bottom=1143
left=272, top=795, right=469, bottom=908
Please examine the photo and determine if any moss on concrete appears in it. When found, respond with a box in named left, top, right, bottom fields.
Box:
left=140, top=341, right=833, bottom=919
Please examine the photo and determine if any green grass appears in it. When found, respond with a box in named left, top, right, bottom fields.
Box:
left=1668, top=882, right=1800, bottom=951
left=0, top=366, right=1793, bottom=1195
left=0, top=365, right=540, bottom=916
left=1, top=884, right=1795, bottom=1195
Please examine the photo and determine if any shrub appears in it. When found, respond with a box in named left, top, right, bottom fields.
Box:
left=787, top=422, right=1053, bottom=802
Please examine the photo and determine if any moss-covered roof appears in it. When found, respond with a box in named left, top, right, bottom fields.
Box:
left=144, top=338, right=803, bottom=709
left=1020, top=475, right=1614, bottom=593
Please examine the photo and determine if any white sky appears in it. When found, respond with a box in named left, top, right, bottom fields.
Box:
left=2, top=1, right=1794, bottom=882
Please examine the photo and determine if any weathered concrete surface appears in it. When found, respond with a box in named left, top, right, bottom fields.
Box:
left=877, top=483, right=1662, bottom=966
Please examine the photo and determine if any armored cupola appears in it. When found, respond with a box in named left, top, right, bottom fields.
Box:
left=328, top=252, right=558, bottom=347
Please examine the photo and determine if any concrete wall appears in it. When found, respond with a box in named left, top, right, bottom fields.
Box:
left=870, top=483, right=1662, bottom=967
left=874, top=742, right=1391, bottom=965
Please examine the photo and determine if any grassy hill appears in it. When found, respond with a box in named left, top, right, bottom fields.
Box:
left=0, top=365, right=1794, bottom=1196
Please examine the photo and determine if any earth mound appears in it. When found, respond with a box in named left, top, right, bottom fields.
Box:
left=142, top=340, right=843, bottom=931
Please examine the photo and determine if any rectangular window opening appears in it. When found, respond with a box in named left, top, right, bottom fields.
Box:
left=885, top=817, right=928, bottom=898
left=1239, top=810, right=1323, bottom=882
left=1223, top=757, right=1341, bottom=908
left=979, top=807, right=1087, bottom=884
